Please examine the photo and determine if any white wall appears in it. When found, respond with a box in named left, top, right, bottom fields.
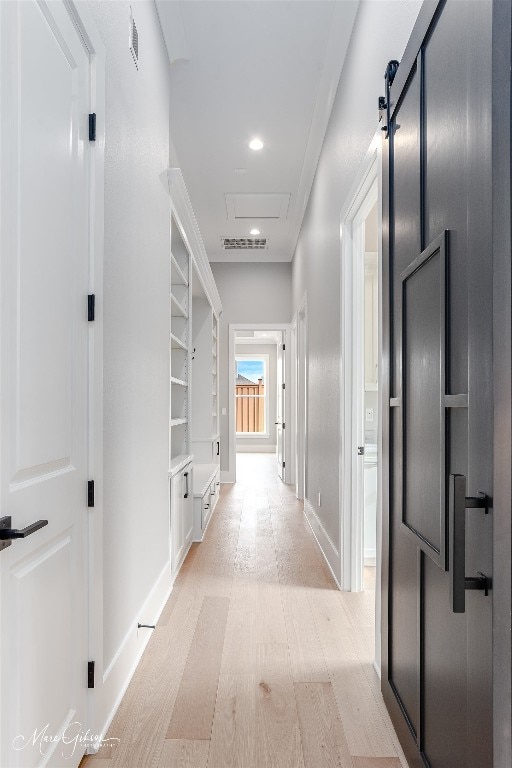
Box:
left=236, top=343, right=277, bottom=451
left=292, top=0, right=421, bottom=579
left=211, top=263, right=292, bottom=477
left=87, top=0, right=172, bottom=732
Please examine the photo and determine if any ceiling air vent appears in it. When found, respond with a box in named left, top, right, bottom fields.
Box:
left=130, top=8, right=139, bottom=70
left=222, top=237, right=268, bottom=250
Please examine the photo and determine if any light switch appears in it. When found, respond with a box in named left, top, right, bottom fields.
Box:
left=222, top=407, right=227, bottom=416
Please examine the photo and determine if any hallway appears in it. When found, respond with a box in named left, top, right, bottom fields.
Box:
left=83, top=454, right=406, bottom=768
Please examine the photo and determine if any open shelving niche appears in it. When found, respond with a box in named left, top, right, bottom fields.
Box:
left=166, top=168, right=222, bottom=571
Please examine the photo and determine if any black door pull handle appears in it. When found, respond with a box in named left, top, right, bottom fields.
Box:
left=0, top=516, right=48, bottom=549
left=183, top=471, right=189, bottom=499
left=449, top=474, right=491, bottom=613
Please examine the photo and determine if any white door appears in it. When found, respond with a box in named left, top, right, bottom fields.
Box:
left=0, top=2, right=91, bottom=766
left=276, top=338, right=285, bottom=480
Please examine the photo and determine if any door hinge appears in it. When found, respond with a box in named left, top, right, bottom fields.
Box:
left=88, top=660, right=95, bottom=689
left=282, top=343, right=286, bottom=351
left=282, top=422, right=285, bottom=429
left=282, top=383, right=285, bottom=390
left=88, top=294, right=95, bottom=322
left=88, top=113, right=96, bottom=142
left=282, top=461, right=285, bottom=468
left=88, top=480, right=95, bottom=508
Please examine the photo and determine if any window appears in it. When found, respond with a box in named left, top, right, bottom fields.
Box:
left=235, top=355, right=269, bottom=435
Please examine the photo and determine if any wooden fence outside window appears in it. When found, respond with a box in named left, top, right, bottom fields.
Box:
left=236, top=378, right=265, bottom=433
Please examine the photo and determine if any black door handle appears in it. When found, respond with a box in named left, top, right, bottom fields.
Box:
left=183, top=471, right=189, bottom=499
left=449, top=474, right=491, bottom=613
left=0, top=516, right=48, bottom=550
left=216, top=441, right=220, bottom=456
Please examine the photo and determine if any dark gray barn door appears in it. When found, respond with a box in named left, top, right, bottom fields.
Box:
left=381, top=2, right=493, bottom=766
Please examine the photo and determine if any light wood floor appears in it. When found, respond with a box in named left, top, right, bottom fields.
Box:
left=82, top=453, right=408, bottom=768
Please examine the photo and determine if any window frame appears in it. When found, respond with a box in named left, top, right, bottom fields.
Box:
left=235, top=353, right=270, bottom=437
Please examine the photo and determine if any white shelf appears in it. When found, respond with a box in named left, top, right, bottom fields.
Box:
left=171, top=376, right=188, bottom=387
left=170, top=417, right=187, bottom=427
left=171, top=253, right=188, bottom=286
left=171, top=332, right=187, bottom=351
left=171, top=293, right=188, bottom=318
left=169, top=453, right=193, bottom=476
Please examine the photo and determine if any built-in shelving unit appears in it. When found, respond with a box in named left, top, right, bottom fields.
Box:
left=166, top=167, right=222, bottom=580
left=190, top=273, right=220, bottom=466
left=169, top=204, right=191, bottom=467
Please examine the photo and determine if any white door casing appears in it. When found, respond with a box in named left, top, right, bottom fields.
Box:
left=295, top=298, right=307, bottom=502
left=276, top=336, right=284, bottom=480
left=339, top=135, right=383, bottom=673
left=0, top=2, right=92, bottom=765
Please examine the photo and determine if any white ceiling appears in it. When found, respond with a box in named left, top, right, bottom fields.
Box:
left=156, top=1, right=359, bottom=262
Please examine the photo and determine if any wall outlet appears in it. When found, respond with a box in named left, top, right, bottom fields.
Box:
left=317, top=491, right=321, bottom=507
left=365, top=408, right=374, bottom=422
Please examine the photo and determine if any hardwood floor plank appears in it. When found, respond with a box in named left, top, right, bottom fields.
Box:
left=352, top=759, right=402, bottom=768
left=230, top=573, right=258, bottom=612
left=256, top=581, right=287, bottom=644
left=281, top=589, right=330, bottom=683
left=106, top=600, right=204, bottom=767
left=160, top=739, right=210, bottom=767
left=308, top=591, right=397, bottom=758
left=208, top=673, right=256, bottom=768
left=294, top=682, right=353, bottom=768
left=221, top=610, right=256, bottom=673
left=166, top=596, right=229, bottom=739
left=256, top=643, right=305, bottom=768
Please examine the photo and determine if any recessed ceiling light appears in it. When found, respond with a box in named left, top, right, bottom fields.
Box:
left=249, top=138, right=264, bottom=151
left=250, top=228, right=260, bottom=235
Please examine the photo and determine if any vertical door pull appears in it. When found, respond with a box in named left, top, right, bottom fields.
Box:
left=449, top=474, right=490, bottom=613
left=183, top=471, right=189, bottom=499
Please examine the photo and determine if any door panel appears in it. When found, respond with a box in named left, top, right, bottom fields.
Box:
left=402, top=238, right=444, bottom=560
left=382, top=2, right=493, bottom=766
left=0, top=2, right=91, bottom=766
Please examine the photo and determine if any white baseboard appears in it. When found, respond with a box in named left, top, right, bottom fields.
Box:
left=94, top=562, right=172, bottom=746
left=235, top=445, right=276, bottom=453
left=303, top=499, right=341, bottom=588
left=364, top=550, right=376, bottom=566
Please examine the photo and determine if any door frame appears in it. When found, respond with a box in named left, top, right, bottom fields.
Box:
left=227, top=323, right=292, bottom=484
left=339, top=137, right=382, bottom=672
left=490, top=1, right=512, bottom=761
left=64, top=0, right=105, bottom=746
left=293, top=296, right=308, bottom=502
